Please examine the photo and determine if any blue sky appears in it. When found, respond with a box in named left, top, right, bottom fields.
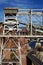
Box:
left=0, top=0, right=43, bottom=22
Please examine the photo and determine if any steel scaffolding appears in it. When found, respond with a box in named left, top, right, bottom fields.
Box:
left=0, top=8, right=43, bottom=65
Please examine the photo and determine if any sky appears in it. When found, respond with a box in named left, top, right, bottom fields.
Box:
left=0, top=0, right=43, bottom=22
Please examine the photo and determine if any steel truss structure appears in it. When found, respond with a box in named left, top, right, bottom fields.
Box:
left=0, top=8, right=43, bottom=65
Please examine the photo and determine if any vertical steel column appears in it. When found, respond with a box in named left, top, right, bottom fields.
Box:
left=1, top=37, right=3, bottom=65
left=42, top=13, right=43, bottom=26
left=30, top=10, right=32, bottom=35
left=16, top=14, right=18, bottom=34
left=18, top=39, right=22, bottom=65
left=3, top=14, right=5, bottom=35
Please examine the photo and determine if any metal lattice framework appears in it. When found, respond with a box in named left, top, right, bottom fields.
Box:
left=0, top=8, right=43, bottom=65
